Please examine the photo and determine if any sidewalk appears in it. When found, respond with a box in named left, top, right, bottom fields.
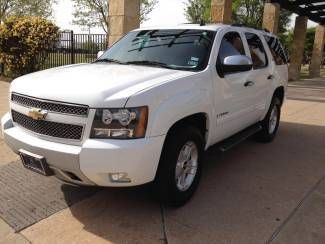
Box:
left=0, top=219, right=29, bottom=244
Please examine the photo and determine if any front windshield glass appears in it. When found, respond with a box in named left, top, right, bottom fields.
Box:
left=97, top=29, right=216, bottom=71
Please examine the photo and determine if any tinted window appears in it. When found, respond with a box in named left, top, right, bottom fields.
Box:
left=218, top=32, right=245, bottom=62
left=98, top=29, right=215, bottom=71
left=245, top=33, right=268, bottom=69
left=264, top=35, right=288, bottom=65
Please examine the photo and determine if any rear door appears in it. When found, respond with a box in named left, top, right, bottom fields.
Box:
left=243, top=32, right=273, bottom=121
left=264, top=34, right=289, bottom=87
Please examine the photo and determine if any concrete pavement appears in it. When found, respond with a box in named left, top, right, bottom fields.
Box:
left=1, top=79, right=325, bottom=243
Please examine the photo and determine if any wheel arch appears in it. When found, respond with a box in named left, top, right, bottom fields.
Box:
left=273, top=86, right=285, bottom=106
left=167, top=113, right=209, bottom=145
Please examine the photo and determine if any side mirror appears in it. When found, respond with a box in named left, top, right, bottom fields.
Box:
left=97, top=51, right=105, bottom=59
left=221, top=55, right=253, bottom=74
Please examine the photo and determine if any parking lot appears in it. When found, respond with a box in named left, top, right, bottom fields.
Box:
left=1, top=79, right=325, bottom=244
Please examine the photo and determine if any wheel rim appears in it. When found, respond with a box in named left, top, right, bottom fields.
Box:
left=268, top=105, right=278, bottom=134
left=175, top=141, right=198, bottom=192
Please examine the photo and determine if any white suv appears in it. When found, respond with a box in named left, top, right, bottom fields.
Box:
left=1, top=24, right=288, bottom=206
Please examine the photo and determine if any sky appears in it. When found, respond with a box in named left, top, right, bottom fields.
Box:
left=53, top=0, right=316, bottom=34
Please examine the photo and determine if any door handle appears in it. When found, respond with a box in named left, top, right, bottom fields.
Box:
left=244, top=81, right=255, bottom=87
left=267, top=74, right=274, bottom=80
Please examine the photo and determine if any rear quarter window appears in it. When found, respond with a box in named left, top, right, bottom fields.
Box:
left=264, top=35, right=288, bottom=65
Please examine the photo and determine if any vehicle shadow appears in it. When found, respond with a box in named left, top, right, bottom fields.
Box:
left=57, top=121, right=325, bottom=243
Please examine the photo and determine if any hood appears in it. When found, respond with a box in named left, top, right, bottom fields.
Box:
left=10, top=63, right=192, bottom=107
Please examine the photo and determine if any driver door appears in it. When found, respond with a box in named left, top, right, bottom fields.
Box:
left=213, top=30, right=257, bottom=141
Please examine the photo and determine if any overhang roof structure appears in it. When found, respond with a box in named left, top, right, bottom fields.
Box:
left=271, top=0, right=325, bottom=24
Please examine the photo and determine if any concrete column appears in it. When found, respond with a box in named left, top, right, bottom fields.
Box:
left=108, top=0, right=140, bottom=46
left=309, top=25, right=325, bottom=77
left=211, top=0, right=232, bottom=24
left=262, top=2, right=280, bottom=34
left=288, top=16, right=308, bottom=81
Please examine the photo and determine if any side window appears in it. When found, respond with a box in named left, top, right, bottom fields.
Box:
left=218, top=31, right=245, bottom=63
left=264, top=35, right=288, bottom=65
left=245, top=33, right=268, bottom=69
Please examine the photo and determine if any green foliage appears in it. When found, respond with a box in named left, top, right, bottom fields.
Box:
left=232, top=0, right=291, bottom=33
left=278, top=10, right=292, bottom=33
left=0, top=0, right=56, bottom=22
left=278, top=31, right=293, bottom=52
left=232, top=0, right=264, bottom=28
left=184, top=0, right=211, bottom=23
left=184, top=0, right=291, bottom=34
left=279, top=27, right=316, bottom=58
left=0, top=16, right=59, bottom=77
left=140, top=0, right=159, bottom=23
left=72, top=0, right=158, bottom=33
left=305, top=27, right=316, bottom=57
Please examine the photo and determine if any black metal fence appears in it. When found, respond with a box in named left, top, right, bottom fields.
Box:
left=40, top=31, right=108, bottom=70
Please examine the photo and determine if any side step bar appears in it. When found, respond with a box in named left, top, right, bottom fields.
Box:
left=218, top=123, right=262, bottom=152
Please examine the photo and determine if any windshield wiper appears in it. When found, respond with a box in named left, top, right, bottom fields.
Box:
left=94, top=58, right=126, bottom=64
left=125, top=60, right=174, bottom=69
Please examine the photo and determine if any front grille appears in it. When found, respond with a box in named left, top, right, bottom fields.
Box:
left=11, top=93, right=89, bottom=116
left=11, top=110, right=83, bottom=140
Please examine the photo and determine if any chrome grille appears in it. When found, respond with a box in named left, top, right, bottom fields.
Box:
left=11, top=93, right=89, bottom=116
left=11, top=110, right=83, bottom=140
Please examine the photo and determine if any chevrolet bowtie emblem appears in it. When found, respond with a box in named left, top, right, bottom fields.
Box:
left=28, top=108, right=48, bottom=120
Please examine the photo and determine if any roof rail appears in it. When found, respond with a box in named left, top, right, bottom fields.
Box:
left=231, top=23, right=244, bottom=27
left=231, top=24, right=272, bottom=33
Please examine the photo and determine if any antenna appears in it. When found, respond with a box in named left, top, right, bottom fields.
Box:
left=200, top=19, right=206, bottom=26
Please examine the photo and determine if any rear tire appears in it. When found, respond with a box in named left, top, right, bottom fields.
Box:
left=153, top=126, right=204, bottom=207
left=255, top=97, right=281, bottom=143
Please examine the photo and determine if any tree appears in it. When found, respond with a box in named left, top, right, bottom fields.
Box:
left=184, top=0, right=291, bottom=34
left=72, top=0, right=158, bottom=34
left=304, top=27, right=316, bottom=57
left=0, top=16, right=59, bottom=76
left=184, top=0, right=211, bottom=23
left=0, top=0, right=55, bottom=22
left=278, top=31, right=293, bottom=53
left=277, top=27, right=316, bottom=63
left=232, top=0, right=291, bottom=33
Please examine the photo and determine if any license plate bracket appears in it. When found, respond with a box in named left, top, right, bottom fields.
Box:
left=19, top=149, right=53, bottom=176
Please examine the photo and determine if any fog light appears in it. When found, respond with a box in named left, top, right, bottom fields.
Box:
left=109, top=173, right=131, bottom=183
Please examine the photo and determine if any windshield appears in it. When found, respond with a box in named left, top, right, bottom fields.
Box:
left=97, top=29, right=216, bottom=71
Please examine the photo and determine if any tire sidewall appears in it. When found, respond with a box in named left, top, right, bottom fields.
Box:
left=264, top=98, right=281, bottom=139
left=155, top=126, right=204, bottom=206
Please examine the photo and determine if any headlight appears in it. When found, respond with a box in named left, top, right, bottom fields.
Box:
left=90, top=107, right=148, bottom=139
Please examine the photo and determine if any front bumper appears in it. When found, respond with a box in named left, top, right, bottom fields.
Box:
left=1, top=113, right=165, bottom=187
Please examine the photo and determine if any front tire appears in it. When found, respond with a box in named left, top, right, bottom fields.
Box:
left=153, top=126, right=204, bottom=207
left=255, top=97, right=281, bottom=143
